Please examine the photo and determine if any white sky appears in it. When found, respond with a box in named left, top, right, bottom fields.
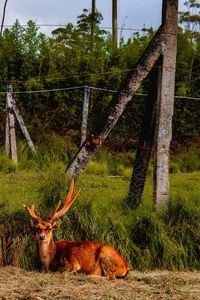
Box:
left=2, top=0, right=186, bottom=38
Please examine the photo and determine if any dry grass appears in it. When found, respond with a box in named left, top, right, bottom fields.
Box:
left=0, top=267, right=200, bottom=299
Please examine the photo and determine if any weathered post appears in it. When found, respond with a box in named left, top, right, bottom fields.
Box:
left=112, top=0, right=118, bottom=50
left=6, top=84, right=17, bottom=163
left=153, top=0, right=178, bottom=206
left=91, top=0, right=96, bottom=47
left=81, top=86, right=90, bottom=147
left=5, top=92, right=10, bottom=156
left=12, top=98, right=37, bottom=155
left=127, top=62, right=161, bottom=209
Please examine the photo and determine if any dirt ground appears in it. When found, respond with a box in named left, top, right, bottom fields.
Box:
left=0, top=267, right=200, bottom=300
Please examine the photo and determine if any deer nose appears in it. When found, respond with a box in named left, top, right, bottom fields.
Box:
left=39, top=235, right=46, bottom=241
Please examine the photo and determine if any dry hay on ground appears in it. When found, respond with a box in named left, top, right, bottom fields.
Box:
left=0, top=267, right=200, bottom=299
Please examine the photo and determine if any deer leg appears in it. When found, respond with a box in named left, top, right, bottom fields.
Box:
left=100, top=258, right=116, bottom=280
left=60, top=256, right=81, bottom=273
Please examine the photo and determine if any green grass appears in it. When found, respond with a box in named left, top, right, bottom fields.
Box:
left=1, top=140, right=200, bottom=271
left=0, top=170, right=42, bottom=213
left=1, top=161, right=200, bottom=271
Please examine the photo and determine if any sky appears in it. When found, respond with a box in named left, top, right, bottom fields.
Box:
left=2, top=0, right=186, bottom=39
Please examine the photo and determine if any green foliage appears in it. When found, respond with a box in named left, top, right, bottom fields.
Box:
left=0, top=152, right=17, bottom=173
left=0, top=5, right=199, bottom=149
left=171, top=143, right=200, bottom=173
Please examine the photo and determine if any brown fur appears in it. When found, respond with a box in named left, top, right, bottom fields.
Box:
left=24, top=180, right=129, bottom=279
left=33, top=220, right=129, bottom=279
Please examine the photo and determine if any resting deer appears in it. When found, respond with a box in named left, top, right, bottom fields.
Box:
left=23, top=179, right=129, bottom=279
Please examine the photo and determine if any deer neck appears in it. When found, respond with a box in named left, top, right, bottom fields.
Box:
left=38, top=240, right=56, bottom=271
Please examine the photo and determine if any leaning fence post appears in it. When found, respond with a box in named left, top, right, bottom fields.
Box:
left=6, top=84, right=17, bottom=163
left=80, top=86, right=90, bottom=147
left=5, top=91, right=10, bottom=156
left=12, top=97, right=37, bottom=155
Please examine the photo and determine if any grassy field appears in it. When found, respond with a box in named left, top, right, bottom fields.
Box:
left=1, top=167, right=200, bottom=215
left=1, top=161, right=200, bottom=271
left=1, top=154, right=200, bottom=298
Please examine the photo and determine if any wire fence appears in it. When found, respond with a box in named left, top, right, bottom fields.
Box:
left=3, top=24, right=153, bottom=33
left=0, top=85, right=199, bottom=101
left=0, top=65, right=199, bottom=84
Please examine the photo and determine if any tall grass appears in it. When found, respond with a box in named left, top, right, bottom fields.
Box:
left=1, top=140, right=200, bottom=271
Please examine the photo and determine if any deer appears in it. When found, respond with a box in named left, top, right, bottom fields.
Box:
left=23, top=179, right=129, bottom=280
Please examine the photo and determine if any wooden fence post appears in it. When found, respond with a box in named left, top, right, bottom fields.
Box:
left=5, top=94, right=10, bottom=156
left=12, top=98, right=37, bottom=155
left=81, top=86, right=90, bottom=147
left=6, top=84, right=17, bottom=163
left=153, top=0, right=178, bottom=206
left=91, top=0, right=96, bottom=47
left=112, top=0, right=118, bottom=50
left=127, top=62, right=161, bottom=209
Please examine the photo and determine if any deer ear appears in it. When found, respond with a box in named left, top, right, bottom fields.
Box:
left=52, top=220, right=62, bottom=228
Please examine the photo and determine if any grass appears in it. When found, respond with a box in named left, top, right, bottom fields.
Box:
left=0, top=170, right=41, bottom=213
left=1, top=161, right=200, bottom=271
left=1, top=267, right=200, bottom=299
left=0, top=141, right=200, bottom=271
left=2, top=267, right=200, bottom=299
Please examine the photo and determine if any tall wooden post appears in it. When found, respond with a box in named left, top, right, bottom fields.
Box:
left=112, top=0, right=118, bottom=50
left=127, top=63, right=161, bottom=209
left=6, top=84, right=17, bottom=163
left=91, top=0, right=96, bottom=47
left=5, top=96, right=10, bottom=156
left=153, top=0, right=178, bottom=206
left=81, top=86, right=90, bottom=147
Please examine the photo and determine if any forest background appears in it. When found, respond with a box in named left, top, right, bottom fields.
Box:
left=0, top=0, right=199, bottom=153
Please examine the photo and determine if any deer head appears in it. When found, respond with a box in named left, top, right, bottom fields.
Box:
left=23, top=179, right=81, bottom=243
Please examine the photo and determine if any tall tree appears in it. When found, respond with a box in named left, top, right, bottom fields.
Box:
left=179, top=0, right=200, bottom=33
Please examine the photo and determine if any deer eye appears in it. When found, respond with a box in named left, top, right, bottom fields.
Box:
left=46, top=228, right=52, bottom=232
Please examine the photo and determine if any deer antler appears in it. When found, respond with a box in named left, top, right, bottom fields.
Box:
left=49, top=179, right=81, bottom=221
left=23, top=204, right=41, bottom=222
